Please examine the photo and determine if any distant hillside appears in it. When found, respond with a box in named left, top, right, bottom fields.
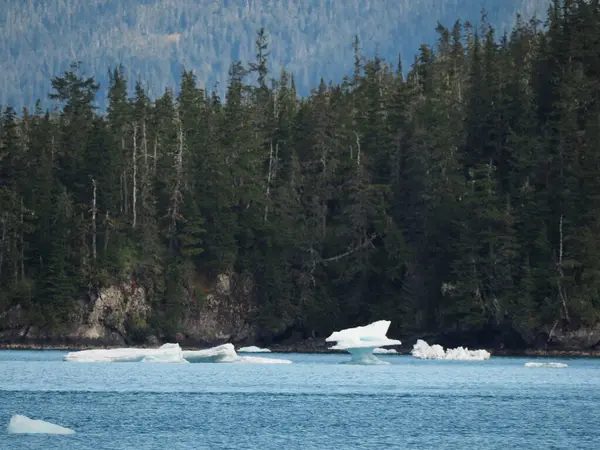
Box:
left=1, top=0, right=550, bottom=111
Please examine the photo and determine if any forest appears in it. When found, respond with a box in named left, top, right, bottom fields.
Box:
left=1, top=0, right=547, bottom=111
left=1, top=0, right=599, bottom=349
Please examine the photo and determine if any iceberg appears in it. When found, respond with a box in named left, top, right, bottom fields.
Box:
left=7, top=415, right=75, bottom=435
left=239, top=355, right=292, bottom=364
left=238, top=346, right=271, bottom=353
left=373, top=348, right=398, bottom=354
left=63, top=343, right=187, bottom=363
left=524, top=362, right=568, bottom=368
left=325, top=320, right=402, bottom=365
left=411, top=339, right=490, bottom=360
left=184, top=344, right=291, bottom=364
left=64, top=343, right=292, bottom=364
left=183, top=343, right=239, bottom=363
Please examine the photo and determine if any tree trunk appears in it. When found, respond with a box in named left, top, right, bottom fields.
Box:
left=264, top=139, right=274, bottom=223
left=132, top=124, right=138, bottom=228
left=91, top=178, right=97, bottom=260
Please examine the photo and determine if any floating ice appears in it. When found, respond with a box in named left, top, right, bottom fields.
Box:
left=326, top=320, right=402, bottom=365
left=239, top=355, right=292, bottom=364
left=411, top=339, right=491, bottom=360
left=64, top=343, right=186, bottom=363
left=7, top=415, right=75, bottom=435
left=184, top=344, right=291, bottom=364
left=238, top=346, right=271, bottom=353
left=64, top=343, right=291, bottom=364
left=183, top=344, right=239, bottom=363
left=524, top=362, right=568, bottom=368
left=373, top=348, right=398, bottom=354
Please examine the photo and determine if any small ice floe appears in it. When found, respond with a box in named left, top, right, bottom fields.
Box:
left=373, top=348, right=399, bottom=354
left=411, top=339, right=491, bottom=360
left=183, top=344, right=292, bottom=364
left=524, top=362, right=568, bottom=368
left=7, top=415, right=75, bottom=435
left=237, top=346, right=271, bottom=353
left=326, top=320, right=402, bottom=365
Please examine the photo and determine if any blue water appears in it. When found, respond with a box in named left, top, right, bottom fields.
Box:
left=0, top=351, right=599, bottom=449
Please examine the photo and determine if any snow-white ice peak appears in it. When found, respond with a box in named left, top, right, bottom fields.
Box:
left=237, top=346, right=271, bottom=353
left=7, top=415, right=75, bottom=435
left=64, top=343, right=291, bottom=364
left=326, top=320, right=401, bottom=365
left=411, top=339, right=490, bottom=360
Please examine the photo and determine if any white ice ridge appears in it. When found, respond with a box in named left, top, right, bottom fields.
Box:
left=524, top=362, right=568, bottom=368
left=411, top=339, right=491, bottom=360
left=238, top=346, right=271, bottom=353
left=184, top=344, right=291, bottom=364
left=7, top=415, right=75, bottom=435
left=63, top=343, right=187, bottom=363
left=326, top=320, right=402, bottom=365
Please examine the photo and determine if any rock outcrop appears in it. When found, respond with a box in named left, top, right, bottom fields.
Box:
left=0, top=271, right=256, bottom=348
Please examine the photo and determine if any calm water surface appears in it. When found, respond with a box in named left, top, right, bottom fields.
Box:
left=0, top=350, right=599, bottom=449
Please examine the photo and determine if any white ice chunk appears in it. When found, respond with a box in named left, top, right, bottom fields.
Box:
left=373, top=348, right=399, bottom=354
left=7, top=415, right=75, bottom=435
left=183, top=344, right=239, bottom=363
left=411, top=339, right=490, bottom=360
left=239, top=356, right=292, bottom=364
left=183, top=344, right=291, bottom=364
left=326, top=320, right=402, bottom=365
left=524, top=362, right=568, bottom=368
left=63, top=343, right=185, bottom=363
left=238, top=346, right=272, bottom=353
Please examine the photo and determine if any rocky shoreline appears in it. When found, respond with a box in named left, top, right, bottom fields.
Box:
left=1, top=339, right=599, bottom=357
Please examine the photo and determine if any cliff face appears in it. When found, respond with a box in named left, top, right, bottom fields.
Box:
left=0, top=272, right=257, bottom=348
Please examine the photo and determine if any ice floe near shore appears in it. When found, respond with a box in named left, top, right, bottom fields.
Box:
left=524, top=362, right=568, bottom=368
left=184, top=344, right=290, bottom=364
left=411, top=339, right=491, bottom=360
left=326, top=320, right=402, bottom=365
left=63, top=343, right=187, bottom=363
left=64, top=343, right=291, bottom=364
left=238, top=346, right=271, bottom=353
left=7, top=415, right=74, bottom=435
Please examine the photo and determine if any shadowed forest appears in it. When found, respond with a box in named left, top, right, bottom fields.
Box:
left=1, top=0, right=599, bottom=349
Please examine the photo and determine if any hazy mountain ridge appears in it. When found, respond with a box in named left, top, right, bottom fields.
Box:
left=2, top=0, right=550, bottom=110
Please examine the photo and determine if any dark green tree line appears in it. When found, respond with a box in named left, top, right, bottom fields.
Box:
left=1, top=1, right=599, bottom=347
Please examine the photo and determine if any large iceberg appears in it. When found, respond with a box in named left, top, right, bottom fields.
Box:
left=326, top=320, right=402, bottom=365
left=64, top=343, right=187, bottom=363
left=524, top=362, right=568, bottom=368
left=411, top=339, right=491, bottom=360
left=64, top=343, right=291, bottom=364
left=238, top=346, right=271, bottom=353
left=184, top=344, right=291, bottom=364
left=7, top=415, right=75, bottom=435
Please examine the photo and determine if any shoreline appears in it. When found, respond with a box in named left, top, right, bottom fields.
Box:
left=1, top=341, right=599, bottom=357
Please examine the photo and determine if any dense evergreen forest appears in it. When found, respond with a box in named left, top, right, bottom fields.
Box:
left=1, top=0, right=548, bottom=111
left=1, top=0, right=599, bottom=348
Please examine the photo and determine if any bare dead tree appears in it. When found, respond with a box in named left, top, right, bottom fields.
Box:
left=557, top=214, right=570, bottom=322
left=90, top=178, right=97, bottom=260
left=132, top=124, right=138, bottom=228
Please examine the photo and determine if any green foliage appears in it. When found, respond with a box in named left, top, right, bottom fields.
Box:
left=1, top=1, right=600, bottom=347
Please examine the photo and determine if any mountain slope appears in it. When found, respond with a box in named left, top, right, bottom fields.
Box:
left=2, top=0, right=550, bottom=110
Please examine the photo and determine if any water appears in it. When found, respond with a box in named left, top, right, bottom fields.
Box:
left=1, top=351, right=599, bottom=449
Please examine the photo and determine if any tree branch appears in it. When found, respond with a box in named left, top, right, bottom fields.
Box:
left=320, top=233, right=377, bottom=265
